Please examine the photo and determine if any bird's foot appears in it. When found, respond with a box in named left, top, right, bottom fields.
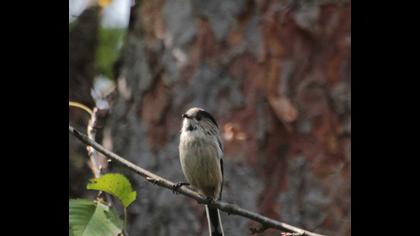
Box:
left=172, top=182, right=190, bottom=194
left=205, top=196, right=214, bottom=204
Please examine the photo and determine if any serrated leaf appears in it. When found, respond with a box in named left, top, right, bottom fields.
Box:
left=87, top=173, right=137, bottom=208
left=69, top=199, right=123, bottom=236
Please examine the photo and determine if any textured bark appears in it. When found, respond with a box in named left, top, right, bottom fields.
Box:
left=105, top=0, right=351, bottom=235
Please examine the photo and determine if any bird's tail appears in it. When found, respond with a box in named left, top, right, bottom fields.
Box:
left=205, top=205, right=224, bottom=236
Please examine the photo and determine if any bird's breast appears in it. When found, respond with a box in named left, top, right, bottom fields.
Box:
left=179, top=135, right=222, bottom=197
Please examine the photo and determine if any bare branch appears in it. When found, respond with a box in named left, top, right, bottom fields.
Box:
left=87, top=108, right=101, bottom=178
left=86, top=107, right=109, bottom=178
left=69, top=125, right=327, bottom=236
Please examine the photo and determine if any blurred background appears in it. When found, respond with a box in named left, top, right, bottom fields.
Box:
left=69, top=0, right=351, bottom=235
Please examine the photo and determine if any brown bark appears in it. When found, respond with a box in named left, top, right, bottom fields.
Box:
left=104, top=1, right=351, bottom=235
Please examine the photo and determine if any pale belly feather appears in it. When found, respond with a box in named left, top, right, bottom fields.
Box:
left=179, top=137, right=222, bottom=198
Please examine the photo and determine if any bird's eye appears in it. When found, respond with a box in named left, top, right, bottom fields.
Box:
left=196, top=114, right=202, bottom=121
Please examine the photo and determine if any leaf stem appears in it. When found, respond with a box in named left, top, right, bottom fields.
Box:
left=123, top=207, right=128, bottom=232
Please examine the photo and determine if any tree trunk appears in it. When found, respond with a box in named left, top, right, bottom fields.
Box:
left=106, top=1, right=350, bottom=235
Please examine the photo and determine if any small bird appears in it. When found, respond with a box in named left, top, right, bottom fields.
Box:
left=178, top=107, right=225, bottom=236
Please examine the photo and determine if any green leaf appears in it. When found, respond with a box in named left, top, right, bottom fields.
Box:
left=69, top=199, right=123, bottom=236
left=87, top=173, right=137, bottom=208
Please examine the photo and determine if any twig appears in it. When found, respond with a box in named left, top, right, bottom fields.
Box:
left=69, top=101, right=101, bottom=177
left=69, top=125, right=327, bottom=236
left=87, top=106, right=116, bottom=209
left=87, top=107, right=109, bottom=178
left=87, top=107, right=101, bottom=178
left=69, top=101, right=93, bottom=116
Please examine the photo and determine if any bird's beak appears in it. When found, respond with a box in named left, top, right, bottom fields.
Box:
left=182, top=114, right=189, bottom=119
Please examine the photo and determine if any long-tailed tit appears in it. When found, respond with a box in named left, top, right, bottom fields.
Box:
left=178, top=107, right=225, bottom=236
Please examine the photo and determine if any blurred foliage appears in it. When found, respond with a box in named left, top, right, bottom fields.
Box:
left=69, top=21, right=75, bottom=31
left=95, top=27, right=125, bottom=79
left=99, top=0, right=113, bottom=8
left=69, top=17, right=125, bottom=79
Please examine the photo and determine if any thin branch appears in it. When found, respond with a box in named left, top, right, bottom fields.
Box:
left=87, top=108, right=101, bottom=178
left=87, top=107, right=109, bottom=178
left=69, top=125, right=327, bottom=236
left=69, top=101, right=93, bottom=116
left=87, top=106, right=116, bottom=210
left=69, top=101, right=100, bottom=177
